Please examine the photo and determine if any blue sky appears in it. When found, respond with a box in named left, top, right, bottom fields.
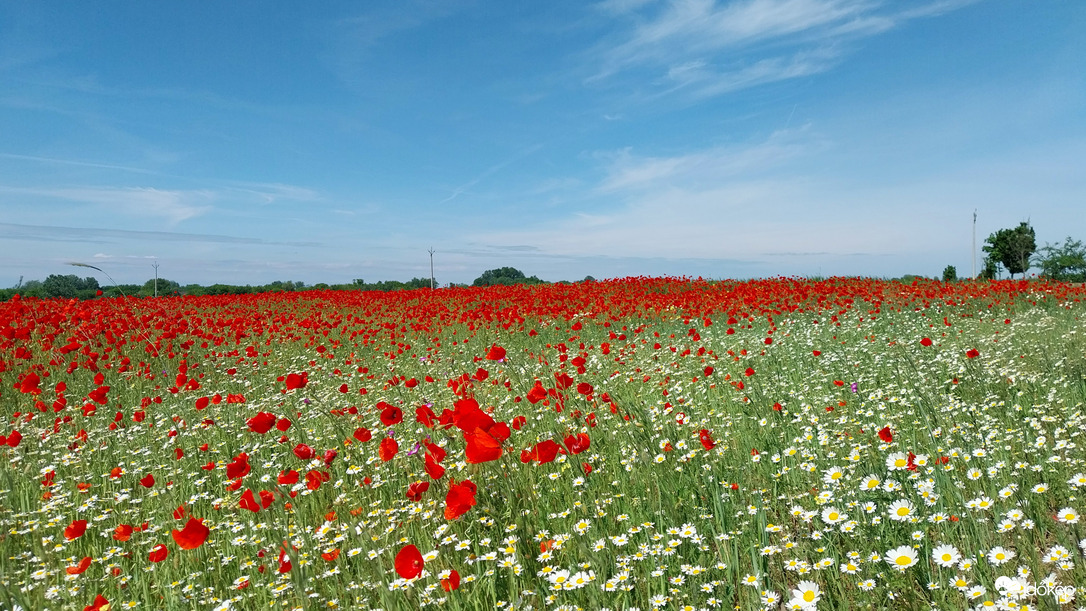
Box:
left=1, top=0, right=1084, bottom=287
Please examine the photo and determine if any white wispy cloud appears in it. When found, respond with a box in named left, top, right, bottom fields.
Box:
left=587, top=0, right=978, bottom=101
left=0, top=185, right=213, bottom=224
left=225, top=181, right=321, bottom=204
left=597, top=127, right=816, bottom=192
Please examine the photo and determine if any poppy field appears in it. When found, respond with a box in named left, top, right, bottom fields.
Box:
left=2, top=277, right=1086, bottom=611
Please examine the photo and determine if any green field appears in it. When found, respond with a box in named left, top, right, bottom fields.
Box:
left=1, top=278, right=1085, bottom=610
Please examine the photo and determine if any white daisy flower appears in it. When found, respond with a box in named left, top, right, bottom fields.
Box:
left=887, top=499, right=915, bottom=521
left=931, top=544, right=961, bottom=568
left=884, top=545, right=918, bottom=571
left=986, top=546, right=1014, bottom=566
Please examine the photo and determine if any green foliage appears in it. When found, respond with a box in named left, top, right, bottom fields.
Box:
left=983, top=222, right=1036, bottom=278
left=472, top=266, right=544, bottom=287
left=41, top=274, right=100, bottom=299
left=978, top=255, right=999, bottom=280
left=1035, top=237, right=1086, bottom=282
left=139, top=278, right=182, bottom=297
left=941, top=265, right=957, bottom=282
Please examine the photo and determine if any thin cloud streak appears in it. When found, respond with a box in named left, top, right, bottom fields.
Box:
left=585, top=0, right=979, bottom=104
left=0, top=223, right=321, bottom=247
left=0, top=186, right=213, bottom=224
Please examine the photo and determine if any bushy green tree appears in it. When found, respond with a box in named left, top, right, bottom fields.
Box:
left=1035, top=237, right=1086, bottom=282
left=983, top=222, right=1036, bottom=278
left=473, top=267, right=544, bottom=287
left=140, top=278, right=181, bottom=296
left=942, top=265, right=957, bottom=282
left=42, top=274, right=100, bottom=299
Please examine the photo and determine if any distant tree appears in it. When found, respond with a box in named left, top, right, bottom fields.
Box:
left=140, top=278, right=181, bottom=296
left=43, top=274, right=99, bottom=299
left=474, top=267, right=529, bottom=287
left=582, top=275, right=596, bottom=283
left=941, top=265, right=957, bottom=282
left=983, top=222, right=1036, bottom=278
left=978, top=256, right=999, bottom=280
left=1035, top=237, right=1086, bottom=282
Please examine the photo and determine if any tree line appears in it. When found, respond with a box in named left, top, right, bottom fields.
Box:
left=0, top=267, right=595, bottom=301
left=969, top=222, right=1085, bottom=282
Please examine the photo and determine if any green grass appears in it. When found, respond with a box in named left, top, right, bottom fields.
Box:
left=0, top=280, right=1084, bottom=610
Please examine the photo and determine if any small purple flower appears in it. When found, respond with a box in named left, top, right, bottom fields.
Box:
left=850, top=382, right=858, bottom=393
left=406, top=441, right=422, bottom=456
left=302, top=398, right=311, bottom=405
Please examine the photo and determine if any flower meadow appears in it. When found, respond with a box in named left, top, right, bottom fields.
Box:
left=2, top=277, right=1086, bottom=611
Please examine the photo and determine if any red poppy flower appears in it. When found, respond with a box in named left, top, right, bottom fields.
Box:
left=352, top=427, right=372, bottom=443
left=173, top=505, right=188, bottom=520
left=321, top=548, right=340, bottom=561
left=19, top=372, right=41, bottom=395
left=378, top=437, right=398, bottom=462
left=406, top=480, right=430, bottom=502
left=66, top=556, right=92, bottom=575
left=239, top=489, right=261, bottom=512
left=423, top=440, right=446, bottom=462
left=275, top=418, right=292, bottom=432
left=532, top=439, right=562, bottom=465
left=171, top=517, right=209, bottom=550
left=148, top=544, right=168, bottom=563
left=464, top=427, right=502, bottom=464
left=920, top=337, right=933, bottom=347
left=278, top=470, right=299, bottom=485
left=394, top=544, right=424, bottom=579
left=424, top=454, right=446, bottom=480
left=444, top=479, right=477, bottom=520
left=380, top=404, right=403, bottom=426
left=246, top=412, right=277, bottom=435
left=84, top=594, right=110, bottom=611
left=441, top=569, right=461, bottom=591
left=582, top=462, right=593, bottom=474
left=511, top=415, right=526, bottom=430
left=554, top=372, right=574, bottom=389
left=293, top=443, right=314, bottom=461
left=966, top=348, right=980, bottom=359
left=305, top=469, right=329, bottom=491
left=226, top=454, right=250, bottom=479
left=5, top=430, right=21, bottom=448
left=113, top=524, right=133, bottom=541
left=322, top=449, right=337, bottom=466
left=65, top=519, right=88, bottom=540
left=698, top=429, right=715, bottom=450
left=259, top=489, right=275, bottom=509
left=452, top=397, right=495, bottom=434
left=526, top=382, right=547, bottom=404
left=284, top=372, right=307, bottom=390
left=877, top=427, right=893, bottom=443
left=563, top=433, right=591, bottom=455
left=416, top=406, right=437, bottom=428
left=485, top=344, right=506, bottom=361
left=744, top=367, right=755, bottom=377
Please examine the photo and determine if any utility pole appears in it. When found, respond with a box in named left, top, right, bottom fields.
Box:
left=972, top=209, right=977, bottom=279
left=428, top=248, right=435, bottom=290
left=152, top=261, right=160, bottom=297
